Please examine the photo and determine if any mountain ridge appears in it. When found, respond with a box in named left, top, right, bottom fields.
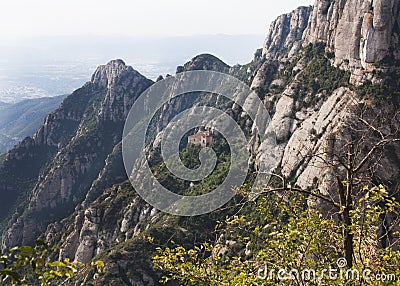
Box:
left=1, top=61, right=153, bottom=249
left=0, top=1, right=399, bottom=285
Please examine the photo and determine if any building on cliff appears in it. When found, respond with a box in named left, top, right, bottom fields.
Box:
left=188, top=130, right=214, bottom=147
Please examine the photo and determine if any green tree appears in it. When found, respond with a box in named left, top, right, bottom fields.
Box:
left=0, top=240, right=104, bottom=286
left=152, top=109, right=400, bottom=285
left=153, top=185, right=399, bottom=285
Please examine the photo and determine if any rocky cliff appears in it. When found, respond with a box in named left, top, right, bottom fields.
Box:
left=304, top=0, right=400, bottom=81
left=262, top=6, right=312, bottom=60
left=1, top=60, right=153, bottom=249
left=41, top=54, right=234, bottom=266
left=0, top=1, right=399, bottom=285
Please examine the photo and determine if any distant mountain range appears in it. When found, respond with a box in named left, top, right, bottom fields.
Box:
left=0, top=95, right=66, bottom=153
left=0, top=34, right=264, bottom=103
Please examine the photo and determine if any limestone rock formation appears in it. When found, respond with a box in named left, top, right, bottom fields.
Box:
left=1, top=60, right=152, bottom=249
left=304, top=0, right=400, bottom=73
left=262, top=6, right=312, bottom=60
left=1, top=2, right=399, bottom=285
left=44, top=182, right=158, bottom=264
left=94, top=60, right=153, bottom=122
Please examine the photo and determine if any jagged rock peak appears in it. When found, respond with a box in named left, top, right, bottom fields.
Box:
left=182, top=54, right=230, bottom=73
left=91, top=59, right=140, bottom=88
left=304, top=0, right=400, bottom=71
left=262, top=6, right=312, bottom=60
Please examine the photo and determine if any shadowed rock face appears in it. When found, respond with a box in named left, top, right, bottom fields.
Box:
left=181, top=54, right=230, bottom=73
left=304, top=0, right=400, bottom=70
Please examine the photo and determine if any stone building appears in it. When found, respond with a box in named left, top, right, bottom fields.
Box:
left=188, top=130, right=214, bottom=147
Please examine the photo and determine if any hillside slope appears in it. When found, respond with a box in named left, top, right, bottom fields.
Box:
left=0, top=95, right=66, bottom=153
left=0, top=1, right=399, bottom=285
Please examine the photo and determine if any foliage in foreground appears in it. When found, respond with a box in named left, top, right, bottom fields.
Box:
left=0, top=240, right=104, bottom=286
left=153, top=186, right=400, bottom=285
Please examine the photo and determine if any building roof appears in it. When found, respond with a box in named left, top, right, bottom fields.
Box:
left=188, top=131, right=212, bottom=140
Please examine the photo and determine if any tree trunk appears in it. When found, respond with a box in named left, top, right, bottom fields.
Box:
left=344, top=143, right=354, bottom=268
left=336, top=143, right=354, bottom=268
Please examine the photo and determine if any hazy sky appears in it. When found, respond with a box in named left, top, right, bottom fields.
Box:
left=1, top=0, right=314, bottom=38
